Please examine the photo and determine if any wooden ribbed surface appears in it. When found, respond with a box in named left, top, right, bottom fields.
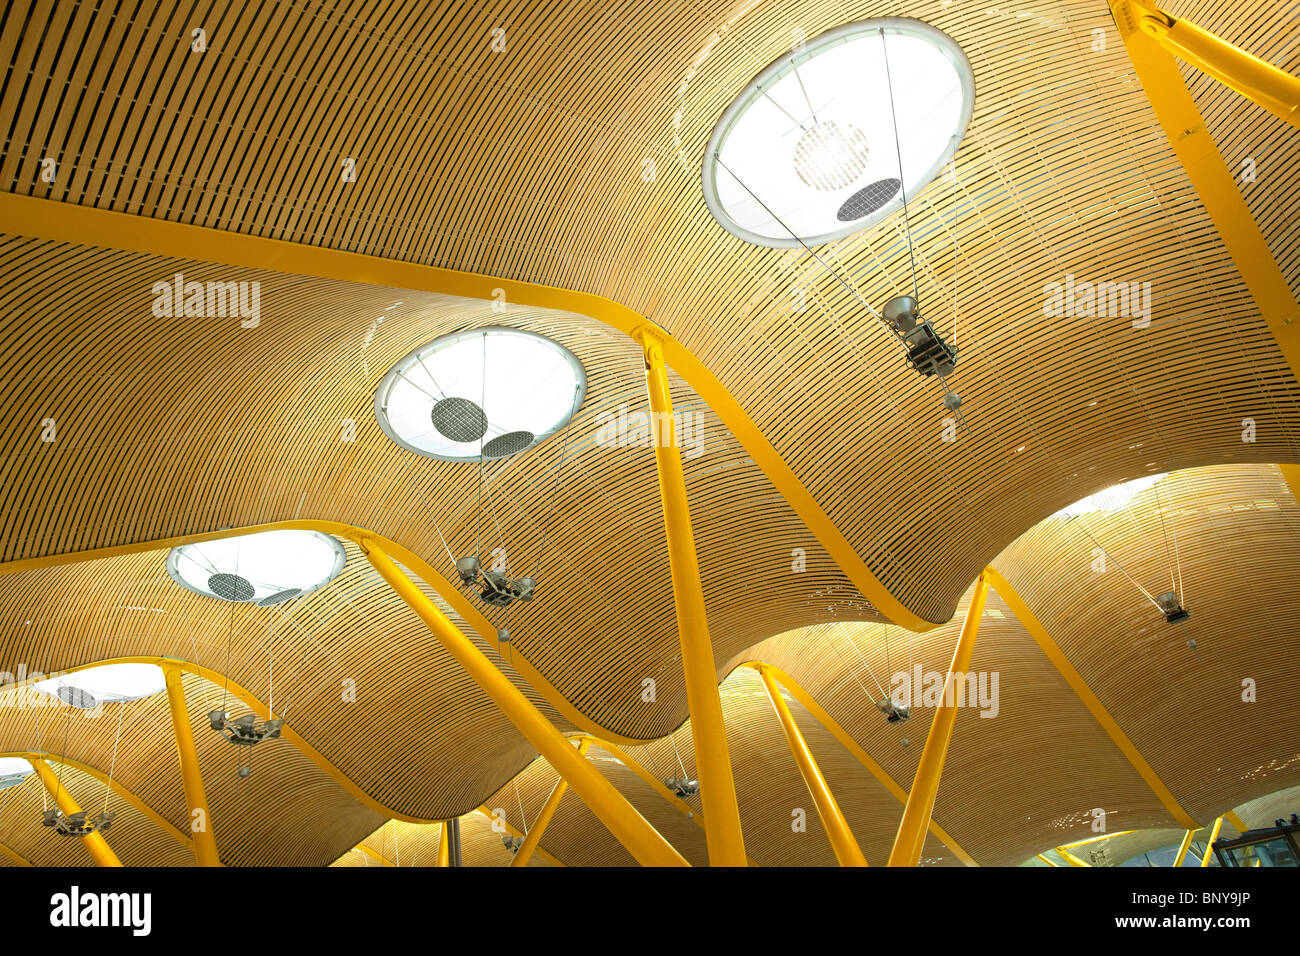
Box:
left=0, top=0, right=1297, bottom=866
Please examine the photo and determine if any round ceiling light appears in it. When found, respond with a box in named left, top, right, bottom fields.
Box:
left=702, top=18, right=974, bottom=247
left=166, top=530, right=346, bottom=602
left=374, top=327, right=586, bottom=461
left=32, top=663, right=167, bottom=709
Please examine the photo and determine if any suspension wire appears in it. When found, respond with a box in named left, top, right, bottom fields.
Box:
left=950, top=147, right=960, bottom=348
left=54, top=712, right=71, bottom=812
left=534, top=387, right=579, bottom=578
left=669, top=734, right=689, bottom=779
left=1157, top=481, right=1186, bottom=600
left=880, top=28, right=919, bottom=301
left=815, top=625, right=880, bottom=705
left=1071, top=518, right=1166, bottom=612
left=476, top=332, right=487, bottom=559
left=103, top=703, right=124, bottom=814
left=840, top=624, right=891, bottom=700
left=514, top=778, right=528, bottom=835
left=791, top=57, right=817, bottom=125
left=220, top=600, right=235, bottom=716
left=34, top=707, right=47, bottom=812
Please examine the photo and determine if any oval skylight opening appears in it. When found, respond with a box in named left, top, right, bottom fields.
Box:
left=374, top=327, right=586, bottom=461
left=0, top=756, right=34, bottom=791
left=702, top=18, right=974, bottom=248
left=1055, top=473, right=1169, bottom=518
left=32, top=663, right=167, bottom=710
left=167, top=530, right=346, bottom=602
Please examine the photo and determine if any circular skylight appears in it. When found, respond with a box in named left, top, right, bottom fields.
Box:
left=702, top=18, right=974, bottom=247
left=374, top=327, right=586, bottom=461
left=166, top=530, right=346, bottom=602
left=32, top=663, right=167, bottom=709
left=1055, top=474, right=1169, bottom=518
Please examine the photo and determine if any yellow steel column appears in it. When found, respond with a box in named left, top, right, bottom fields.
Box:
left=635, top=325, right=746, bottom=867
left=1056, top=846, right=1091, bottom=867
left=437, top=821, right=450, bottom=867
left=511, top=739, right=590, bottom=868
left=31, top=759, right=122, bottom=867
left=758, top=665, right=867, bottom=866
left=1200, top=816, right=1225, bottom=867
left=361, top=539, right=687, bottom=867
left=888, top=571, right=990, bottom=867
left=1036, top=853, right=1060, bottom=867
left=1172, top=829, right=1196, bottom=867
left=162, top=663, right=221, bottom=866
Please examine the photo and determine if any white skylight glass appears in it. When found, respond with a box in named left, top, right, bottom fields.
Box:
left=702, top=18, right=974, bottom=247
left=374, top=326, right=586, bottom=461
left=32, top=663, right=166, bottom=709
left=166, top=529, right=346, bottom=602
left=0, top=756, right=33, bottom=791
left=1055, top=473, right=1169, bottom=518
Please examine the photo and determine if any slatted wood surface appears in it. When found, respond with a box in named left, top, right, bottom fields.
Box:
left=0, top=1, right=1296, bottom=866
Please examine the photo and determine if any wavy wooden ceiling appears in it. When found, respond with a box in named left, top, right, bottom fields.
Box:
left=0, top=0, right=1297, bottom=866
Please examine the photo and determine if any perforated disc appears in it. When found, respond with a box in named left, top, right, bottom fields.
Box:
left=257, top=587, right=302, bottom=607
left=57, top=685, right=99, bottom=710
left=837, top=178, right=901, bottom=222
left=482, top=430, right=535, bottom=459
left=208, top=572, right=255, bottom=602
left=431, top=397, right=489, bottom=442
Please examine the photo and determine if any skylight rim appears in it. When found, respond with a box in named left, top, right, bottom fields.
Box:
left=165, top=529, right=347, bottom=602
left=373, top=325, right=588, bottom=462
left=701, top=16, right=976, bottom=249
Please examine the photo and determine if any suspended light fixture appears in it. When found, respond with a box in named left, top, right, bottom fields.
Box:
left=701, top=18, right=974, bottom=412
left=702, top=18, right=973, bottom=247
left=31, top=663, right=166, bottom=711
left=374, top=326, right=586, bottom=462
left=166, top=530, right=346, bottom=603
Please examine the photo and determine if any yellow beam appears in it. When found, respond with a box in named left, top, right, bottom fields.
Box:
left=0, top=841, right=33, bottom=867
left=739, top=663, right=977, bottom=866
left=162, top=664, right=220, bottom=867
left=1036, top=853, right=1060, bottom=867
left=0, top=519, right=655, bottom=748
left=1201, top=816, right=1225, bottom=867
left=354, top=843, right=395, bottom=867
left=1, top=752, right=191, bottom=849
left=1059, top=830, right=1135, bottom=850
left=30, top=758, right=122, bottom=867
left=511, top=739, right=589, bottom=867
left=1122, top=0, right=1299, bottom=128
left=1225, top=810, right=1249, bottom=833
left=636, top=326, right=745, bottom=867
left=986, top=568, right=1200, bottom=829
left=0, top=192, right=936, bottom=633
left=473, top=807, right=566, bottom=867
left=1056, top=846, right=1091, bottom=867
left=1172, top=829, right=1197, bottom=867
left=363, top=538, right=687, bottom=867
left=437, top=821, right=450, bottom=867
left=758, top=665, right=867, bottom=866
left=1110, top=2, right=1300, bottom=384
left=888, top=571, right=990, bottom=867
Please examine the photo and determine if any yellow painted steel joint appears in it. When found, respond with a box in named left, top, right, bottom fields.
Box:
left=30, top=758, right=123, bottom=867
left=634, top=331, right=747, bottom=867
left=162, top=663, right=221, bottom=866
left=1201, top=816, right=1225, bottom=867
left=887, top=570, right=991, bottom=866
left=511, top=738, right=589, bottom=867
left=758, top=665, right=867, bottom=866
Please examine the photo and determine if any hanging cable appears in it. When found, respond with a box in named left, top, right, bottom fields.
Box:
left=103, top=703, right=124, bottom=815
left=881, top=27, right=919, bottom=300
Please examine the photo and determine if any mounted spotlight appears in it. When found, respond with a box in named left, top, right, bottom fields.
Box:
left=665, top=777, right=700, bottom=798
left=1156, top=591, right=1190, bottom=623
left=502, top=834, right=524, bottom=853
left=374, top=327, right=586, bottom=462
left=881, top=294, right=958, bottom=378
left=877, top=697, right=911, bottom=724
left=208, top=711, right=286, bottom=778
left=166, top=530, right=346, bottom=603
left=455, top=556, right=536, bottom=610
left=43, top=808, right=114, bottom=836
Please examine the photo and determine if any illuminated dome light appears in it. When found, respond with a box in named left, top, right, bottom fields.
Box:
left=374, top=327, right=586, bottom=461
left=32, top=663, right=167, bottom=710
left=0, top=756, right=34, bottom=791
left=702, top=18, right=974, bottom=248
left=1055, top=473, right=1169, bottom=518
left=166, top=530, right=346, bottom=602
